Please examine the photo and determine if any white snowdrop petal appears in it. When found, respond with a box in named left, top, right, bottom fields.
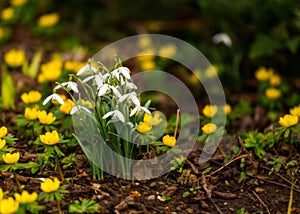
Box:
left=53, top=94, right=65, bottom=105
left=42, top=94, right=54, bottom=105
left=130, top=107, right=138, bottom=117
left=98, top=84, right=109, bottom=96
left=102, top=111, right=115, bottom=119
left=114, top=110, right=125, bottom=123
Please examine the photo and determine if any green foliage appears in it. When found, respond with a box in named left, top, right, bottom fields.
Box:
left=243, top=131, right=266, bottom=157
left=68, top=199, right=99, bottom=213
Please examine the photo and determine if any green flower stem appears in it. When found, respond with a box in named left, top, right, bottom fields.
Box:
left=55, top=157, right=64, bottom=182
left=13, top=170, right=21, bottom=189
left=57, top=200, right=62, bottom=214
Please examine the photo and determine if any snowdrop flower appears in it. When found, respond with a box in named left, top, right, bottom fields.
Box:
left=111, top=67, right=131, bottom=81
left=77, top=64, right=97, bottom=76
left=70, top=105, right=92, bottom=115
left=212, top=33, right=232, bottom=47
left=102, top=110, right=125, bottom=123
left=55, top=81, right=78, bottom=93
left=121, top=81, right=137, bottom=90
left=119, top=93, right=150, bottom=116
left=43, top=93, right=64, bottom=105
left=98, top=84, right=121, bottom=98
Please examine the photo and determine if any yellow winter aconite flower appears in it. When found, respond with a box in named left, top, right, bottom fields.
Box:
left=265, top=88, right=281, bottom=100
left=1, top=7, right=14, bottom=21
left=158, top=44, right=177, bottom=58
left=40, top=177, right=60, bottom=193
left=24, top=107, right=39, bottom=120
left=269, top=73, right=281, bottom=86
left=254, top=67, right=273, bottom=81
left=279, top=114, right=298, bottom=128
left=11, top=0, right=27, bottom=7
left=0, top=126, right=8, bottom=138
left=59, top=99, right=74, bottom=114
left=38, top=59, right=62, bottom=83
left=143, top=112, right=162, bottom=126
left=290, top=105, right=300, bottom=117
left=136, top=122, right=152, bottom=133
left=40, top=130, right=60, bottom=145
left=0, top=139, right=6, bottom=150
left=223, top=104, right=232, bottom=115
left=205, top=65, right=218, bottom=78
left=38, top=111, right=56, bottom=124
left=64, top=61, right=86, bottom=73
left=21, top=90, right=42, bottom=104
left=162, top=135, right=176, bottom=147
left=202, top=123, right=217, bottom=135
left=0, top=197, right=19, bottom=214
left=139, top=60, right=156, bottom=71
left=4, top=49, right=26, bottom=67
left=37, top=13, right=59, bottom=28
left=14, top=190, right=38, bottom=203
left=202, top=105, right=218, bottom=118
left=2, top=152, right=20, bottom=164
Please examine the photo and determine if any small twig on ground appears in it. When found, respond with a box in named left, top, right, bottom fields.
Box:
left=261, top=166, right=300, bottom=190
left=208, top=153, right=250, bottom=176
left=255, top=177, right=300, bottom=193
left=174, top=109, right=180, bottom=138
left=201, top=176, right=223, bottom=214
left=252, top=190, right=271, bottom=214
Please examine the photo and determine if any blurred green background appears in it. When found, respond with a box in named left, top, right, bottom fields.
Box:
left=1, top=0, right=300, bottom=91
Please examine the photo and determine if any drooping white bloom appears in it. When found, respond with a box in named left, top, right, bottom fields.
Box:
left=70, top=105, right=92, bottom=115
left=119, top=92, right=150, bottom=116
left=212, top=33, right=232, bottom=47
left=102, top=110, right=125, bottom=123
left=111, top=67, right=131, bottom=81
left=77, top=64, right=97, bottom=76
left=55, top=81, right=78, bottom=93
left=98, top=84, right=121, bottom=98
left=43, top=93, right=65, bottom=105
left=121, top=81, right=137, bottom=90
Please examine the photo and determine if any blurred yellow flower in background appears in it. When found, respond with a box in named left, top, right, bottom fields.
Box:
left=158, top=44, right=177, bottom=58
left=40, top=130, right=60, bottom=145
left=265, top=88, right=281, bottom=100
left=4, top=49, right=26, bottom=67
left=254, top=67, right=273, bottom=81
left=11, top=0, right=27, bottom=7
left=162, top=135, right=176, bottom=147
left=2, top=152, right=20, bottom=164
left=14, top=190, right=38, bottom=203
left=0, top=197, right=19, bottom=214
left=0, top=126, right=8, bottom=138
left=64, top=61, right=86, bottom=73
left=279, top=114, right=298, bottom=128
left=38, top=111, right=56, bottom=124
left=269, top=73, right=281, bottom=86
left=21, top=90, right=42, bottom=104
left=24, top=107, right=39, bottom=120
left=290, top=105, right=300, bottom=117
left=202, top=123, right=217, bottom=134
left=0, top=139, right=6, bottom=150
left=40, top=177, right=60, bottom=193
left=202, top=104, right=218, bottom=118
left=38, top=59, right=62, bottom=83
left=205, top=65, right=218, bottom=78
left=1, top=7, right=14, bottom=21
left=37, top=13, right=59, bottom=28
left=223, top=104, right=232, bottom=115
